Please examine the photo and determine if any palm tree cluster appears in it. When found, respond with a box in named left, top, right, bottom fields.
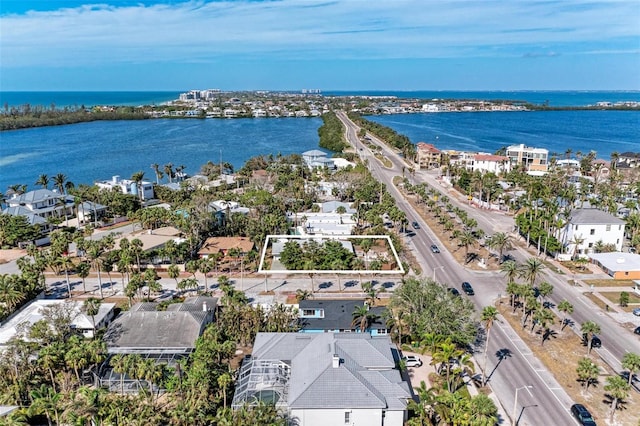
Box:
left=403, top=180, right=486, bottom=264
left=0, top=279, right=297, bottom=425
left=501, top=258, right=561, bottom=345
left=407, top=339, right=499, bottom=426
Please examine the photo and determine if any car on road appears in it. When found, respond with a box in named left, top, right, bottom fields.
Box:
left=402, top=355, right=423, bottom=368
left=461, top=282, right=474, bottom=296
left=582, top=333, right=602, bottom=349
left=448, top=288, right=460, bottom=297
left=570, top=403, right=597, bottom=426
left=619, top=371, right=640, bottom=392
left=633, top=307, right=640, bottom=316
left=634, top=326, right=640, bottom=335
left=430, top=244, right=440, bottom=253
left=412, top=221, right=420, bottom=229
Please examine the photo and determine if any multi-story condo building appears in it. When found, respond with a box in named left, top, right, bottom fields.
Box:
left=506, top=143, right=549, bottom=174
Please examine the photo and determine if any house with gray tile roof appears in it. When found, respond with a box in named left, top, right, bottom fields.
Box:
left=232, top=333, right=410, bottom=426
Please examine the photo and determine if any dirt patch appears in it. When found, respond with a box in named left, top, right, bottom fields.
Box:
left=583, top=279, right=635, bottom=288
left=497, top=303, right=639, bottom=425
left=583, top=293, right=610, bottom=311
left=0, top=249, right=26, bottom=263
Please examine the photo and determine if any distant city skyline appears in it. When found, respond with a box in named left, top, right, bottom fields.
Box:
left=1, top=0, right=639, bottom=92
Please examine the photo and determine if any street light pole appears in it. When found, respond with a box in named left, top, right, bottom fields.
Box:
left=512, top=385, right=533, bottom=426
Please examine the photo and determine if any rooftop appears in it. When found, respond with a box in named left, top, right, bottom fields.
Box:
left=298, top=299, right=387, bottom=331
left=103, top=297, right=216, bottom=353
left=569, top=209, right=625, bottom=225
left=233, top=333, right=409, bottom=410
left=589, top=252, right=640, bottom=272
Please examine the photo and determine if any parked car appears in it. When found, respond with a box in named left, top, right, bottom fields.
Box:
left=570, top=403, right=597, bottom=426
left=461, top=282, right=475, bottom=296
left=412, top=221, right=420, bottom=229
left=430, top=244, right=440, bottom=253
left=633, top=307, right=640, bottom=316
left=582, top=333, right=602, bottom=348
left=634, top=326, right=640, bottom=335
left=448, top=287, right=460, bottom=297
left=402, top=355, right=423, bottom=368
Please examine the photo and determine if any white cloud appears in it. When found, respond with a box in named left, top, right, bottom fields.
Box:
left=1, top=0, right=639, bottom=67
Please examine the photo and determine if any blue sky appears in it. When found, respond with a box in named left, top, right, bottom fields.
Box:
left=1, top=0, right=639, bottom=91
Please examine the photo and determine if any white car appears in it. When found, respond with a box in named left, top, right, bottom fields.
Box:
left=402, top=355, right=423, bottom=368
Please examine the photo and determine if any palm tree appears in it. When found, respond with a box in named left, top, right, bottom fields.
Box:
left=469, top=394, right=499, bottom=426
left=501, top=259, right=519, bottom=283
left=352, top=305, right=377, bottom=333
left=486, top=232, right=513, bottom=263
left=458, top=230, right=478, bottom=262
left=557, top=300, right=573, bottom=332
left=83, top=297, right=101, bottom=337
left=35, top=174, right=49, bottom=189
left=29, top=384, right=61, bottom=426
left=164, top=163, right=174, bottom=183
left=481, top=306, right=498, bottom=386
left=576, top=357, right=599, bottom=393
left=430, top=340, right=463, bottom=392
left=130, top=171, right=145, bottom=203
left=604, top=375, right=631, bottom=423
left=519, top=257, right=544, bottom=287
left=533, top=308, right=555, bottom=345
left=621, top=352, right=640, bottom=386
left=150, top=163, right=163, bottom=185
left=52, top=173, right=68, bottom=194
left=581, top=321, right=601, bottom=355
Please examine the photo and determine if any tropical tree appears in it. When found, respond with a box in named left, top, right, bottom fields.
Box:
left=457, top=230, right=478, bottom=262
left=83, top=297, right=101, bottom=336
left=581, top=321, right=601, bottom=355
left=557, top=300, right=574, bottom=332
left=35, top=174, right=49, bottom=189
left=621, top=352, right=640, bottom=386
left=604, top=375, right=630, bottom=422
left=486, top=232, right=514, bottom=263
left=576, top=357, right=599, bottom=393
left=468, top=393, right=499, bottom=426
left=519, top=257, right=544, bottom=287
left=150, top=163, right=163, bottom=185
left=481, top=306, right=498, bottom=386
left=29, top=384, right=61, bottom=426
left=352, top=305, right=377, bottom=333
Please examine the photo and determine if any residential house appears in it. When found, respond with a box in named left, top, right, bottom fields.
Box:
left=589, top=253, right=640, bottom=280
left=198, top=236, right=255, bottom=259
left=415, top=142, right=441, bottom=169
left=95, top=175, right=154, bottom=201
left=506, top=144, right=549, bottom=174
left=560, top=208, right=626, bottom=256
left=0, top=299, right=116, bottom=346
left=98, top=296, right=217, bottom=392
left=468, top=154, right=511, bottom=175
left=4, top=189, right=74, bottom=224
left=232, top=332, right=410, bottom=426
left=302, top=150, right=334, bottom=169
left=298, top=299, right=389, bottom=336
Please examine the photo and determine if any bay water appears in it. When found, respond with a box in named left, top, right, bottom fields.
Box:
left=0, top=90, right=638, bottom=193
